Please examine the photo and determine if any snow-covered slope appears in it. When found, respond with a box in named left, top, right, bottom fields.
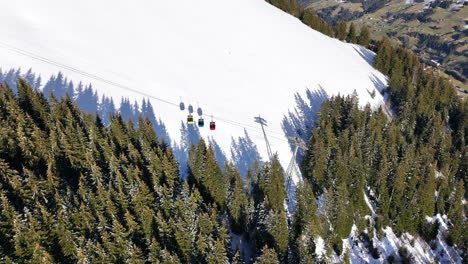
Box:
left=0, top=0, right=387, bottom=172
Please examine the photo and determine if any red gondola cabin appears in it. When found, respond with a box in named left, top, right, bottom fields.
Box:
left=210, top=121, right=216, bottom=130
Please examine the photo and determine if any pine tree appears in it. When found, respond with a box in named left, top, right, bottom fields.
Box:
left=374, top=37, right=393, bottom=75
left=108, top=218, right=130, bottom=262
left=332, top=181, right=353, bottom=240
left=262, top=155, right=286, bottom=212
left=291, top=182, right=320, bottom=251
left=266, top=209, right=288, bottom=259
left=174, top=211, right=194, bottom=262
left=16, top=78, right=50, bottom=131
left=30, top=243, right=54, bottom=264
left=128, top=244, right=146, bottom=264
left=0, top=192, right=16, bottom=257
left=347, top=22, right=357, bottom=43
left=389, top=161, right=408, bottom=219
left=302, top=9, right=318, bottom=27
left=358, top=25, right=370, bottom=47
left=159, top=249, right=181, bottom=264
left=303, top=131, right=329, bottom=192
left=448, top=180, right=466, bottom=247
left=13, top=214, right=40, bottom=261
left=205, top=146, right=227, bottom=209
left=207, top=239, right=229, bottom=264
left=56, top=213, right=78, bottom=261
left=416, top=166, right=436, bottom=223
left=254, top=245, right=279, bottom=264
left=336, top=21, right=347, bottom=41
left=226, top=163, right=248, bottom=234
left=76, top=247, right=89, bottom=264
left=146, top=238, right=160, bottom=263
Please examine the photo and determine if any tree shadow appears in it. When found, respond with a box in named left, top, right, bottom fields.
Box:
left=0, top=67, right=263, bottom=180
left=352, top=46, right=389, bottom=95
left=99, top=95, right=116, bottom=125
left=281, top=86, right=329, bottom=164
left=352, top=45, right=375, bottom=66
left=173, top=121, right=201, bottom=179
left=0, top=68, right=42, bottom=94
left=209, top=137, right=227, bottom=169
left=141, top=99, right=171, bottom=143
left=230, top=129, right=263, bottom=178
left=369, top=72, right=387, bottom=93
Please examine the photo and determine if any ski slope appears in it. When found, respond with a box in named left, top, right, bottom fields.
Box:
left=0, top=0, right=388, bottom=174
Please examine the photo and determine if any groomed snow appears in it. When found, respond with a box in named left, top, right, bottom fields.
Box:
left=0, top=0, right=387, bottom=170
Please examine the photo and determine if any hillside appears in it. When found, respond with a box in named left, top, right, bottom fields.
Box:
left=0, top=71, right=465, bottom=263
left=0, top=0, right=388, bottom=178
left=0, top=0, right=466, bottom=263
left=302, top=0, right=468, bottom=95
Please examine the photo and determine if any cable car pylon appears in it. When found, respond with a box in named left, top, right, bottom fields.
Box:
left=285, top=136, right=308, bottom=215
left=254, top=115, right=273, bottom=161
left=285, top=136, right=307, bottom=193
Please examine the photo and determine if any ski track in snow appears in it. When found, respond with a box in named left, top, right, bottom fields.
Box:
left=0, top=0, right=388, bottom=176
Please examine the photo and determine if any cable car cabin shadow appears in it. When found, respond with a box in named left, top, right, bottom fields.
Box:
left=187, top=114, right=194, bottom=124
left=198, top=118, right=204, bottom=127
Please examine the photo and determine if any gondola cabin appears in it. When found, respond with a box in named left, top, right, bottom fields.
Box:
left=210, top=121, right=216, bottom=130
left=198, top=118, right=204, bottom=127
left=187, top=114, right=194, bottom=124
left=179, top=102, right=185, bottom=111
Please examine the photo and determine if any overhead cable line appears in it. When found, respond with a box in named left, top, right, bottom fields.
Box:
left=0, top=40, right=291, bottom=143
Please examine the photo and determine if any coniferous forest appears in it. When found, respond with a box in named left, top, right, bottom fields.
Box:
left=0, top=79, right=294, bottom=263
left=0, top=46, right=466, bottom=263
left=0, top=1, right=466, bottom=263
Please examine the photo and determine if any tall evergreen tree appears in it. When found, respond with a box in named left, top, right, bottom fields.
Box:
left=261, top=155, right=286, bottom=213
left=226, top=163, right=248, bottom=234
left=290, top=182, right=320, bottom=262
left=448, top=180, right=466, bottom=247
left=358, top=25, right=371, bottom=47
left=254, top=245, right=279, bottom=264
left=347, top=22, right=357, bottom=43
left=336, top=21, right=347, bottom=41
